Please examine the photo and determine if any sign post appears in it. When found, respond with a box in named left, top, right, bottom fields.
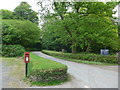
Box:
left=24, top=52, right=30, bottom=77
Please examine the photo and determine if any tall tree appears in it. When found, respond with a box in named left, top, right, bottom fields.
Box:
left=38, top=1, right=119, bottom=53
left=14, top=2, right=39, bottom=24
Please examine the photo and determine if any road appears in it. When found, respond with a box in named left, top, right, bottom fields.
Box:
left=32, top=52, right=118, bottom=88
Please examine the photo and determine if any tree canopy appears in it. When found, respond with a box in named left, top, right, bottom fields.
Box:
left=1, top=2, right=39, bottom=24
left=0, top=9, right=14, bottom=19
left=14, top=2, right=39, bottom=24
left=39, top=1, right=119, bottom=53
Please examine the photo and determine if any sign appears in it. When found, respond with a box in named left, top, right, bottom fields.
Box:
left=24, top=52, right=30, bottom=63
left=100, top=49, right=109, bottom=55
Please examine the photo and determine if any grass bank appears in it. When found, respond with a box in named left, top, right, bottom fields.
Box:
left=28, top=53, right=68, bottom=86
left=42, top=50, right=118, bottom=65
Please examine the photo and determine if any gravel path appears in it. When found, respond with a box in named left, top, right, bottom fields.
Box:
left=2, top=58, right=30, bottom=88
left=32, top=52, right=118, bottom=88
left=2, top=61, right=12, bottom=88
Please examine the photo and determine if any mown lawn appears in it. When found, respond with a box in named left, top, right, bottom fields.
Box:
left=29, top=53, right=67, bottom=70
left=1, top=53, right=68, bottom=86
left=27, top=53, right=68, bottom=86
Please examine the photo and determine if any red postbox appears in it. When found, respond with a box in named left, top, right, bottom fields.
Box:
left=24, top=52, right=30, bottom=63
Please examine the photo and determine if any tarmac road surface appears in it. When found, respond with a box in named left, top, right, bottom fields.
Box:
left=32, top=52, right=118, bottom=88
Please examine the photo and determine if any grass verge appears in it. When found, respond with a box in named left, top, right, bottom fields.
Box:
left=52, top=55, right=118, bottom=65
left=28, top=53, right=68, bottom=86
left=42, top=50, right=118, bottom=65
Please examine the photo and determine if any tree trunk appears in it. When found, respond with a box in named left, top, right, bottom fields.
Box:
left=118, top=52, right=120, bottom=64
left=86, top=44, right=91, bottom=52
left=71, top=45, right=76, bottom=54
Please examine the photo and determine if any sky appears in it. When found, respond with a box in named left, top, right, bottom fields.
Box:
left=0, top=0, right=39, bottom=12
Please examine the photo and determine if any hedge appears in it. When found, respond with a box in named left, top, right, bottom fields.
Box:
left=28, top=53, right=67, bottom=82
left=42, top=50, right=118, bottom=64
left=2, top=45, right=25, bottom=57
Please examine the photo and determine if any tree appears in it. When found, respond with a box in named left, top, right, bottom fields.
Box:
left=42, top=19, right=71, bottom=51
left=79, top=15, right=118, bottom=52
left=38, top=1, right=119, bottom=53
left=14, top=2, right=39, bottom=24
left=42, top=13, right=118, bottom=52
left=0, top=9, right=14, bottom=19
left=2, top=20, right=41, bottom=49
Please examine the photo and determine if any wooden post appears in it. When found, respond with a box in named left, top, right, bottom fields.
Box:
left=26, top=63, right=28, bottom=77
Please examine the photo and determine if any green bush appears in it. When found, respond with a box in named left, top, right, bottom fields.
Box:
left=42, top=50, right=118, bottom=64
left=2, top=20, right=41, bottom=48
left=2, top=45, right=25, bottom=57
left=28, top=53, right=67, bottom=82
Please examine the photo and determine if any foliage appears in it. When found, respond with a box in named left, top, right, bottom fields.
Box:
left=77, top=15, right=118, bottom=52
left=14, top=2, right=39, bottom=24
left=54, top=56, right=117, bottom=65
left=31, top=79, right=68, bottom=86
left=118, top=23, right=120, bottom=36
left=42, top=50, right=118, bottom=64
left=28, top=53, right=68, bottom=82
left=2, top=45, right=25, bottom=57
left=0, top=9, right=14, bottom=19
left=2, top=20, right=19, bottom=44
left=72, top=2, right=118, bottom=17
left=2, top=20, right=41, bottom=49
left=39, top=2, right=119, bottom=53
left=42, top=14, right=118, bottom=53
left=42, top=19, right=71, bottom=51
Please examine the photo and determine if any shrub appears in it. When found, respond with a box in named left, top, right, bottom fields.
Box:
left=2, top=20, right=41, bottom=48
left=28, top=53, right=67, bottom=82
left=42, top=50, right=118, bottom=64
left=2, top=45, right=25, bottom=57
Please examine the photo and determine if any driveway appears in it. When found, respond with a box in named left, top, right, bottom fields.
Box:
left=32, top=52, right=118, bottom=88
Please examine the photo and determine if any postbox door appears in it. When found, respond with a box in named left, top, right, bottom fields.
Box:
left=26, top=55, right=29, bottom=62
left=24, top=54, right=30, bottom=63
